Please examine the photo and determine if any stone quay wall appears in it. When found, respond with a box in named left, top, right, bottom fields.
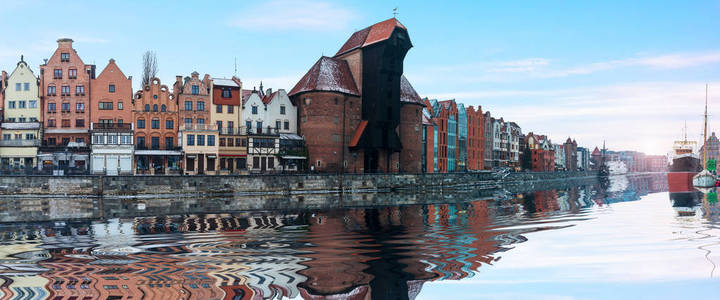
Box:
left=0, top=171, right=598, bottom=197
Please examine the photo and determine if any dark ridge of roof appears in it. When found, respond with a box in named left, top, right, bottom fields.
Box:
left=288, top=56, right=360, bottom=97
left=335, top=18, right=407, bottom=56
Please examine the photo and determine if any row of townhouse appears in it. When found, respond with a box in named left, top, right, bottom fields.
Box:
left=0, top=39, right=303, bottom=175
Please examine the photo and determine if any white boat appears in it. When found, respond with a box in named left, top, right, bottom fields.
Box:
left=693, top=84, right=717, bottom=188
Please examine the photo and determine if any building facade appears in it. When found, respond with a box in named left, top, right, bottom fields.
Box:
left=466, top=105, right=484, bottom=171
left=133, top=78, right=181, bottom=174
left=0, top=57, right=42, bottom=171
left=211, top=77, right=246, bottom=174
left=525, top=132, right=555, bottom=172
left=176, top=72, right=215, bottom=174
left=39, top=38, right=95, bottom=173
left=563, top=138, right=578, bottom=171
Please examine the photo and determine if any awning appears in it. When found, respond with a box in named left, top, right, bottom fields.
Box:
left=135, top=150, right=183, bottom=156
left=185, top=154, right=197, bottom=159
left=280, top=133, right=304, bottom=140
left=282, top=156, right=307, bottom=160
left=207, top=155, right=217, bottom=159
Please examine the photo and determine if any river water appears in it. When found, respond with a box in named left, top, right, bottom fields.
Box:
left=0, top=174, right=718, bottom=300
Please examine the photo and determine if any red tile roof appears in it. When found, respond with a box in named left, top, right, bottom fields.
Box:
left=288, top=56, right=360, bottom=97
left=262, top=91, right=278, bottom=104
left=241, top=89, right=253, bottom=105
left=592, top=147, right=601, bottom=155
left=335, top=18, right=407, bottom=56
left=349, top=120, right=368, bottom=148
left=400, top=75, right=424, bottom=105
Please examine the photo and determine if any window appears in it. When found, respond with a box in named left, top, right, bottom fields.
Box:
left=256, top=121, right=262, bottom=133
left=268, top=157, right=274, bottom=169
left=118, top=102, right=123, bottom=110
left=252, top=106, right=258, bottom=114
left=246, top=121, right=252, bottom=130
left=69, top=69, right=77, bottom=79
left=8, top=101, right=15, bottom=109
left=153, top=104, right=158, bottom=112
left=18, top=101, right=26, bottom=108
left=166, top=119, right=174, bottom=129
left=18, top=118, right=25, bottom=122
left=48, top=103, right=56, bottom=112
left=137, top=119, right=145, bottom=129
left=62, top=119, right=71, bottom=128
left=280, top=105, right=286, bottom=115
left=333, top=134, right=340, bottom=143
left=15, top=83, right=20, bottom=91
left=228, top=121, right=234, bottom=132
left=186, top=134, right=195, bottom=146
left=253, top=157, right=260, bottom=169
left=137, top=137, right=146, bottom=148
left=185, top=101, right=192, bottom=111
left=144, top=104, right=150, bottom=112
left=109, top=84, right=115, bottom=93
left=76, top=85, right=85, bottom=95
left=197, top=135, right=205, bottom=146
left=216, top=121, right=222, bottom=130
left=151, top=137, right=160, bottom=149
left=29, top=100, right=37, bottom=108
left=76, top=119, right=84, bottom=127
left=76, top=102, right=85, bottom=112
left=24, top=82, right=29, bottom=91
left=276, top=120, right=281, bottom=130
left=48, top=138, right=57, bottom=145
left=61, top=85, right=70, bottom=96
left=284, top=121, right=290, bottom=130
left=165, top=137, right=174, bottom=149
left=53, top=69, right=62, bottom=79
left=207, top=135, right=215, bottom=146
left=192, top=85, right=199, bottom=95
left=227, top=138, right=233, bottom=146
left=220, top=138, right=226, bottom=147
left=120, top=135, right=132, bottom=144
left=228, top=105, right=234, bottom=113
left=151, top=118, right=159, bottom=129
left=61, top=53, right=70, bottom=62
left=197, top=101, right=204, bottom=111
left=99, top=102, right=113, bottom=110
left=30, top=117, right=37, bottom=122
left=48, top=86, right=56, bottom=95
left=160, top=104, right=165, bottom=112
left=61, top=102, right=70, bottom=112
left=2, top=134, right=10, bottom=140
left=47, top=119, right=56, bottom=127
left=197, top=118, right=204, bottom=125
left=61, top=137, right=70, bottom=145
left=222, top=88, right=231, bottom=98
left=184, top=118, right=192, bottom=125
left=216, top=105, right=222, bottom=113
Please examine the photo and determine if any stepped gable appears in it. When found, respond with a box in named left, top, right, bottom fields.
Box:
left=288, top=56, right=360, bottom=97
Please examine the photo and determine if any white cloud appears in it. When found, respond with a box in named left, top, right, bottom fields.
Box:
left=228, top=0, right=357, bottom=32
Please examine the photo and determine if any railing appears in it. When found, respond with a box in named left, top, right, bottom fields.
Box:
left=91, top=123, right=133, bottom=131
left=182, top=123, right=217, bottom=131
left=248, top=126, right=280, bottom=136
left=219, top=127, right=248, bottom=135
left=0, top=140, right=41, bottom=147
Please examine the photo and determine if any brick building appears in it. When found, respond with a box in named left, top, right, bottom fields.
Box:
left=39, top=38, right=95, bottom=172
left=289, top=18, right=423, bottom=173
left=421, top=107, right=437, bottom=173
left=466, top=105, right=484, bottom=171
left=211, top=77, right=246, bottom=174
left=563, top=137, right=578, bottom=171
left=524, top=132, right=555, bottom=172
left=700, top=131, right=719, bottom=170
left=133, top=78, right=181, bottom=174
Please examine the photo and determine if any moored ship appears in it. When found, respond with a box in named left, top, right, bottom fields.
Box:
left=667, top=134, right=701, bottom=193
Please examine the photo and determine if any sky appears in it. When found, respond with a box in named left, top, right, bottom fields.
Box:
left=1, top=0, right=720, bottom=155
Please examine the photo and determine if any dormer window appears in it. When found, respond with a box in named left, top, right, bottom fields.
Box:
left=280, top=105, right=286, bottom=115
left=252, top=106, right=258, bottom=115
left=61, top=53, right=70, bottom=62
left=192, top=85, right=199, bottom=95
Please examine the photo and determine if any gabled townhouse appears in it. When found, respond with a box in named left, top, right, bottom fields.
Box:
left=39, top=38, right=95, bottom=173
left=176, top=72, right=217, bottom=175
left=456, top=103, right=468, bottom=171
left=89, top=59, right=133, bottom=175
left=133, top=78, right=181, bottom=174
left=466, top=105, right=484, bottom=171
left=421, top=106, right=438, bottom=173
left=525, top=132, right=555, bottom=172
left=210, top=77, right=246, bottom=174
left=483, top=111, right=493, bottom=169
left=0, top=57, right=42, bottom=171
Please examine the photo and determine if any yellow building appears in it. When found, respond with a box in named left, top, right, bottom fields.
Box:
left=180, top=123, right=219, bottom=175
left=210, top=77, right=246, bottom=174
left=0, top=57, right=42, bottom=170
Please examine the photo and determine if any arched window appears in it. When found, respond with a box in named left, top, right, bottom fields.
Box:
left=161, top=104, right=166, bottom=112
left=153, top=104, right=158, bottom=112
left=144, top=104, right=150, bottom=112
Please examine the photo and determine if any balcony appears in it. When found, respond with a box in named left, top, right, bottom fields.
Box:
left=248, top=126, right=280, bottom=136
left=181, top=123, right=217, bottom=131
left=0, top=139, right=40, bottom=147
left=219, top=127, right=249, bottom=136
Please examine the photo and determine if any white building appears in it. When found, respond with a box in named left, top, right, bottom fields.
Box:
left=554, top=144, right=566, bottom=170
left=90, top=123, right=134, bottom=175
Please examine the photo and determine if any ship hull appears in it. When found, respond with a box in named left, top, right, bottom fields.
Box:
left=668, top=172, right=695, bottom=193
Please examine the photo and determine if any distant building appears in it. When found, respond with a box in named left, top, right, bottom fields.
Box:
left=563, top=138, right=578, bottom=171
left=0, top=57, right=42, bottom=171
left=525, top=132, right=555, bottom=172
left=645, top=155, right=668, bottom=172
left=483, top=111, right=493, bottom=169
left=421, top=106, right=438, bottom=173
left=554, top=144, right=565, bottom=170
left=699, top=131, right=720, bottom=170
left=466, top=105, right=484, bottom=170
left=576, top=147, right=590, bottom=170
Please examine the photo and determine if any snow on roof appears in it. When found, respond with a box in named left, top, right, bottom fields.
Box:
left=400, top=75, right=424, bottom=105
left=212, top=78, right=239, bottom=87
left=289, top=56, right=360, bottom=97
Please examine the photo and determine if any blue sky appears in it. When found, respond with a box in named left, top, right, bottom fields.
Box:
left=2, top=0, right=720, bottom=154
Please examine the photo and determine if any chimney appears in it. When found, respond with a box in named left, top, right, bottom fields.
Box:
left=57, top=38, right=74, bottom=47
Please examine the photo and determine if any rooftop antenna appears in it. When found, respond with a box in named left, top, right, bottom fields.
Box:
left=393, top=7, right=399, bottom=18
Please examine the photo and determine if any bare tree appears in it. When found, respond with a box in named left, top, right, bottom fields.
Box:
left=142, top=51, right=158, bottom=87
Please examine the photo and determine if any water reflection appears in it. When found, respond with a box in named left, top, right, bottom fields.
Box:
left=0, top=174, right=717, bottom=299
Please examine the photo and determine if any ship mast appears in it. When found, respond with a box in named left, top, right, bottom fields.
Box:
left=703, top=84, right=708, bottom=169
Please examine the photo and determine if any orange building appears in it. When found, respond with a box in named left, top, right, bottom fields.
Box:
left=133, top=78, right=181, bottom=174
left=90, top=59, right=132, bottom=125
left=466, top=105, right=484, bottom=170
left=39, top=38, right=95, bottom=172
